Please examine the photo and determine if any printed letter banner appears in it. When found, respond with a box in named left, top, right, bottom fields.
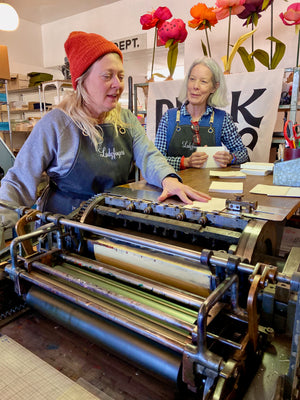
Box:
left=146, top=69, right=284, bottom=162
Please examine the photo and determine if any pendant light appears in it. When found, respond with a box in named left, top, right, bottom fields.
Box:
left=0, top=3, right=19, bottom=31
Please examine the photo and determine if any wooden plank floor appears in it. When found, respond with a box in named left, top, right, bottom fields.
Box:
left=0, top=310, right=185, bottom=400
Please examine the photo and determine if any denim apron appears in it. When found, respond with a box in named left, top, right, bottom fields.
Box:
left=39, top=124, right=133, bottom=215
left=166, top=107, right=225, bottom=157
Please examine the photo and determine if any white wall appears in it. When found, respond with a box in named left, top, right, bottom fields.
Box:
left=0, top=19, right=61, bottom=78
left=185, top=0, right=297, bottom=73
left=42, top=0, right=297, bottom=72
left=1, top=1, right=297, bottom=86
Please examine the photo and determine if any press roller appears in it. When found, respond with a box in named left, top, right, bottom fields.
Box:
left=0, top=194, right=299, bottom=399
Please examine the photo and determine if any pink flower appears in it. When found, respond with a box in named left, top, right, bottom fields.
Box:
left=140, top=6, right=172, bottom=30
left=158, top=18, right=188, bottom=45
left=280, top=2, right=300, bottom=67
left=214, top=0, right=246, bottom=20
left=154, top=6, right=172, bottom=23
left=279, top=3, right=300, bottom=28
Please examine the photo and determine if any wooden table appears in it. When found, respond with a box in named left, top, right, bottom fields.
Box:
left=179, top=167, right=300, bottom=218
left=114, top=167, right=300, bottom=222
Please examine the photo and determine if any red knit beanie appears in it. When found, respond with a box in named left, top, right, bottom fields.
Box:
left=64, top=31, right=123, bottom=89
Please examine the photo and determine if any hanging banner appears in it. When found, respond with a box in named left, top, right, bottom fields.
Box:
left=146, top=69, right=284, bottom=162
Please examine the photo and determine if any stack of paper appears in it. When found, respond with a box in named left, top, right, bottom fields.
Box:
left=209, top=170, right=246, bottom=179
left=240, top=162, right=274, bottom=176
left=209, top=181, right=243, bottom=193
left=196, top=146, right=226, bottom=168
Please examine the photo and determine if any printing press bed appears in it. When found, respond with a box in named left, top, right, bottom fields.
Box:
left=0, top=172, right=300, bottom=400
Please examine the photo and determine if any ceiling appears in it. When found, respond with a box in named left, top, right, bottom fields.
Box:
left=6, top=0, right=120, bottom=25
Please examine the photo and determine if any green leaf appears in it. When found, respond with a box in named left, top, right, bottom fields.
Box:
left=153, top=73, right=166, bottom=78
left=262, top=0, right=270, bottom=11
left=201, top=40, right=208, bottom=57
left=225, top=28, right=257, bottom=72
left=252, top=13, right=259, bottom=27
left=251, top=49, right=269, bottom=68
left=237, top=46, right=255, bottom=72
left=165, top=39, right=173, bottom=48
left=167, top=42, right=178, bottom=78
left=266, top=36, right=286, bottom=69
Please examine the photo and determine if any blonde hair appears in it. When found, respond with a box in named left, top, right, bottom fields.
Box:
left=58, top=60, right=127, bottom=149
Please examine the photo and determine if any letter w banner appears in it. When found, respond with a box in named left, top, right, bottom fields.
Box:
left=146, top=69, right=284, bottom=162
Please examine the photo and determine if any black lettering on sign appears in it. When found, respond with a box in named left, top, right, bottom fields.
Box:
left=230, top=88, right=266, bottom=152
left=156, top=99, right=174, bottom=133
left=239, top=127, right=258, bottom=151
left=155, top=99, right=182, bottom=133
left=231, top=89, right=265, bottom=127
left=114, top=37, right=140, bottom=51
left=132, top=38, right=139, bottom=48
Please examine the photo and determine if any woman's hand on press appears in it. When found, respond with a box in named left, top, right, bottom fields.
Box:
left=158, top=177, right=211, bottom=205
left=184, top=151, right=208, bottom=168
left=213, top=150, right=232, bottom=168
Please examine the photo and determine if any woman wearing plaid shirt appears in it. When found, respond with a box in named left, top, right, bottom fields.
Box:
left=155, top=57, right=249, bottom=171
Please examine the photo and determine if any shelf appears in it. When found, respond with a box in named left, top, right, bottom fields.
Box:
left=0, top=109, right=42, bottom=114
left=40, top=79, right=72, bottom=90
left=278, top=104, right=300, bottom=111
left=0, top=86, right=39, bottom=95
left=0, top=129, right=31, bottom=133
left=0, top=80, right=72, bottom=95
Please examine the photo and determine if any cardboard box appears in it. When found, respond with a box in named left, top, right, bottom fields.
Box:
left=273, top=158, right=300, bottom=187
left=7, top=73, right=29, bottom=90
left=28, top=101, right=42, bottom=110
left=9, top=100, right=27, bottom=110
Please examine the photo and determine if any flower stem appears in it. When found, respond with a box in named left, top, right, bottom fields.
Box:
left=270, top=2, right=273, bottom=67
left=205, top=27, right=211, bottom=58
left=151, top=27, right=157, bottom=79
left=227, top=7, right=232, bottom=65
left=251, top=22, right=254, bottom=53
left=297, top=30, right=300, bottom=67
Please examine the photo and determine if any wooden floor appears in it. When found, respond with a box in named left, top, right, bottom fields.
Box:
left=0, top=310, right=183, bottom=400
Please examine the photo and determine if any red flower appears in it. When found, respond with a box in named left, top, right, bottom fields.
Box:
left=279, top=3, right=300, bottom=28
left=214, top=0, right=246, bottom=20
left=188, top=3, right=218, bottom=30
left=158, top=18, right=188, bottom=45
left=140, top=6, right=172, bottom=30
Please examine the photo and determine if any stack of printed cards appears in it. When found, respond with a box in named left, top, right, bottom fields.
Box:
left=240, top=162, right=274, bottom=176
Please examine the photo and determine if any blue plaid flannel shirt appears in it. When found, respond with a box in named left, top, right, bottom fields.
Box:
left=155, top=103, right=249, bottom=171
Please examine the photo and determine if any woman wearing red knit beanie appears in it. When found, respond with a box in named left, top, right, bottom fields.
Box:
left=0, top=31, right=210, bottom=232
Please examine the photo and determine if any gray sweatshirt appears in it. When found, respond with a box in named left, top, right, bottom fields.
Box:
left=0, top=107, right=177, bottom=239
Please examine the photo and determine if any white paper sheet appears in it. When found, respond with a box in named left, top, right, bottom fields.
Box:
left=250, top=184, right=300, bottom=197
left=196, top=146, right=227, bottom=168
left=184, top=197, right=227, bottom=212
